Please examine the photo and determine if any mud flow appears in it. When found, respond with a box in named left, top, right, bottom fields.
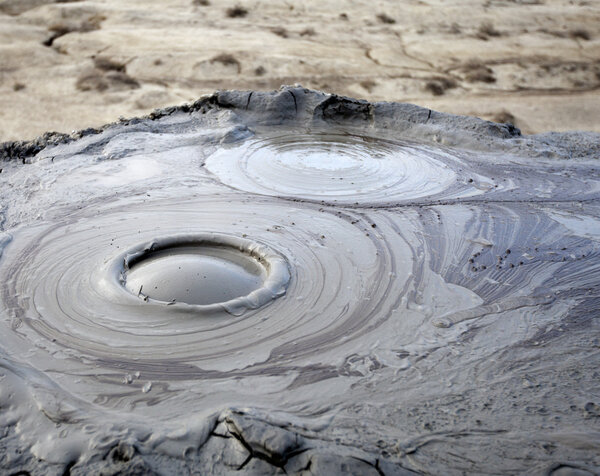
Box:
left=0, top=89, right=599, bottom=475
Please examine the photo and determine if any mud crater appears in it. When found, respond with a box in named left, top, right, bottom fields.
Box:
left=120, top=234, right=289, bottom=310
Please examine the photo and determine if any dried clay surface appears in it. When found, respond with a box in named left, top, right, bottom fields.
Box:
left=0, top=0, right=599, bottom=141
left=0, top=87, right=600, bottom=475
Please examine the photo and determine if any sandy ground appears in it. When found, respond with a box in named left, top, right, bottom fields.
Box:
left=0, top=0, right=599, bottom=142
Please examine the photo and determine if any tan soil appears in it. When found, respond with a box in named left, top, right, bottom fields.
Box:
left=0, top=0, right=598, bottom=141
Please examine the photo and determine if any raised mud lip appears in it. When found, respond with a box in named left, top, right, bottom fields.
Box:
left=1, top=86, right=599, bottom=163
left=116, top=233, right=290, bottom=314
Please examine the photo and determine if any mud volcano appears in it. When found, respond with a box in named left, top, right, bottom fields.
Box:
left=1, top=87, right=599, bottom=475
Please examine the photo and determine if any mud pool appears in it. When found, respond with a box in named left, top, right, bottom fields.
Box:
left=0, top=88, right=599, bottom=475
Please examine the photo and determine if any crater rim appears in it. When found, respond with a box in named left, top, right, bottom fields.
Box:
left=113, top=233, right=290, bottom=313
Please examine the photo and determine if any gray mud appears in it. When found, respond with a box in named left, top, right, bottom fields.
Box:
left=0, top=87, right=599, bottom=475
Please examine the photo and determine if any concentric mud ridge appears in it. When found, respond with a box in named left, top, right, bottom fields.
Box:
left=0, top=87, right=599, bottom=475
left=204, top=133, right=465, bottom=205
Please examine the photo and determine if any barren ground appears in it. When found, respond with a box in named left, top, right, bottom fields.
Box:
left=0, top=0, right=599, bottom=141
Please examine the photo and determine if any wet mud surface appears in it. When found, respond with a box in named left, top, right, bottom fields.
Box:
left=1, top=87, right=599, bottom=474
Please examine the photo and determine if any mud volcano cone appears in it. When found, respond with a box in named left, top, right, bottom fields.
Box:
left=1, top=87, right=599, bottom=475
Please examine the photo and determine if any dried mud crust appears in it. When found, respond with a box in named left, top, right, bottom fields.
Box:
left=0, top=408, right=417, bottom=476
left=1, top=86, right=599, bottom=163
